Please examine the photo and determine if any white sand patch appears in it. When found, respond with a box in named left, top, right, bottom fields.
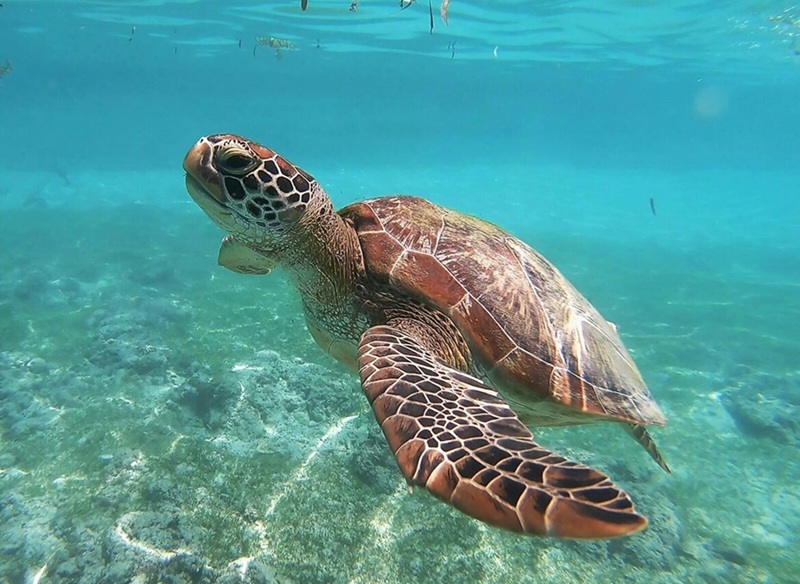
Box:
left=264, top=414, right=357, bottom=517
left=114, top=512, right=193, bottom=562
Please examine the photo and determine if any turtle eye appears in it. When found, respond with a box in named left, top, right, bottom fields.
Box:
left=218, top=148, right=258, bottom=176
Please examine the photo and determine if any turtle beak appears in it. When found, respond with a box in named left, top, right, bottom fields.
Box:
left=183, top=138, right=226, bottom=205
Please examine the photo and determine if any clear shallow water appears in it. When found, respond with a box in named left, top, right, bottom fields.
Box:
left=1, top=2, right=799, bottom=583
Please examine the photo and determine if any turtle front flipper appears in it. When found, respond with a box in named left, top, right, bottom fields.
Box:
left=357, top=325, right=648, bottom=539
left=218, top=235, right=277, bottom=275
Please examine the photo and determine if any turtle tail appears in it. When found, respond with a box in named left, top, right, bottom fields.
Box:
left=623, top=423, right=671, bottom=474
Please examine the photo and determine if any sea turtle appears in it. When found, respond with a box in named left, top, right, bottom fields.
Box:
left=183, top=134, right=669, bottom=539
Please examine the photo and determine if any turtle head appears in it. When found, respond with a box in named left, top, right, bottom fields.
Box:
left=183, top=134, right=323, bottom=249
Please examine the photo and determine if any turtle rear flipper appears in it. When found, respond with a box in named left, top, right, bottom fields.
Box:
left=357, top=325, right=647, bottom=539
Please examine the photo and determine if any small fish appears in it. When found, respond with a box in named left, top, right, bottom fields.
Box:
left=768, top=13, right=800, bottom=27
left=349, top=0, right=358, bottom=11
left=440, top=0, right=450, bottom=25
left=129, top=25, right=136, bottom=41
left=429, top=0, right=434, bottom=34
left=252, top=44, right=257, bottom=57
left=257, top=36, right=296, bottom=51
left=22, top=195, right=48, bottom=209
left=649, top=197, right=656, bottom=216
left=448, top=42, right=456, bottom=59
left=400, top=0, right=413, bottom=10
left=174, top=46, right=178, bottom=55
left=238, top=39, right=242, bottom=48
left=301, top=0, right=308, bottom=10
left=54, top=165, right=71, bottom=186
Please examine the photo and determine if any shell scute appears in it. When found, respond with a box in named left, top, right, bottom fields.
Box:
left=393, top=250, right=468, bottom=307
left=341, top=196, right=665, bottom=426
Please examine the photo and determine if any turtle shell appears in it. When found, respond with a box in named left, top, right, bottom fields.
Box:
left=340, top=196, right=665, bottom=427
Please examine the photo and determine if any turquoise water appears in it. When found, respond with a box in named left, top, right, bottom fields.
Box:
left=1, top=1, right=799, bottom=582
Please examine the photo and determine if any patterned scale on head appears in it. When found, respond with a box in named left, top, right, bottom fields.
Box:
left=183, top=134, right=327, bottom=248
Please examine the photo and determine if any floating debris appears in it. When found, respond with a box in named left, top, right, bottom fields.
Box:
left=395, top=0, right=450, bottom=30
left=299, top=0, right=451, bottom=26
left=441, top=0, right=450, bottom=25
left=649, top=197, right=656, bottom=216
left=256, top=36, right=296, bottom=60
left=0, top=59, right=11, bottom=79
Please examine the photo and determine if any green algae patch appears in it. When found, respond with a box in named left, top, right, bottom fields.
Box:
left=0, top=302, right=27, bottom=349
